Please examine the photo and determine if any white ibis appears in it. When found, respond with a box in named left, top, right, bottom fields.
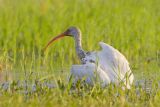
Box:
left=44, top=27, right=134, bottom=89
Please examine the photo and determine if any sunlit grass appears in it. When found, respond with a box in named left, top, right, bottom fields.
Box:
left=0, top=0, right=160, bottom=106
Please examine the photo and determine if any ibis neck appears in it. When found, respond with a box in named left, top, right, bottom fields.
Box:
left=74, top=34, right=86, bottom=63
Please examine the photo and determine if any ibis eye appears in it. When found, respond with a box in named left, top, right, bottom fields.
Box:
left=67, top=29, right=71, bottom=33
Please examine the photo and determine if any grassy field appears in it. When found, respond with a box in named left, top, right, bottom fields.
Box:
left=0, top=0, right=160, bottom=106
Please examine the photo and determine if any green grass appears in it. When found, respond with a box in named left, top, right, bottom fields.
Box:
left=0, top=0, right=160, bottom=106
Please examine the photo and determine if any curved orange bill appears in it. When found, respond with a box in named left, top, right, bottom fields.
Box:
left=43, top=32, right=67, bottom=52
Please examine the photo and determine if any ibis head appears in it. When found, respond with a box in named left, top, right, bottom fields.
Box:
left=43, top=26, right=86, bottom=63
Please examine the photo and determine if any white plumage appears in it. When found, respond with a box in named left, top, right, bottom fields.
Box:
left=71, top=42, right=134, bottom=89
left=44, top=27, right=134, bottom=89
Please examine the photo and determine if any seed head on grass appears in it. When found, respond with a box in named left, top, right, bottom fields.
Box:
left=0, top=64, right=3, bottom=82
left=0, top=64, right=2, bottom=72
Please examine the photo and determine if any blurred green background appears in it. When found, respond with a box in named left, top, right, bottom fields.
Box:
left=0, top=0, right=160, bottom=107
left=0, top=0, right=159, bottom=76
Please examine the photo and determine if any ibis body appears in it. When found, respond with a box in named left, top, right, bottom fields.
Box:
left=44, top=27, right=134, bottom=89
